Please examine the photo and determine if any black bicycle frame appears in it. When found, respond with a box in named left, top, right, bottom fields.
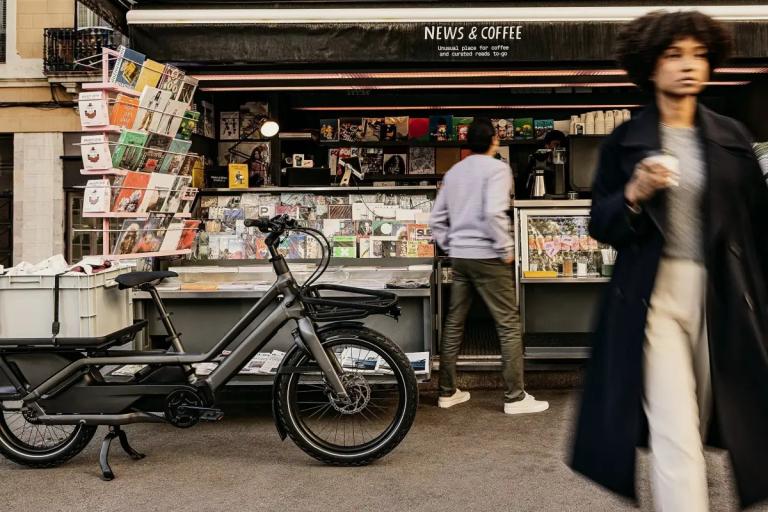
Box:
left=13, top=262, right=348, bottom=426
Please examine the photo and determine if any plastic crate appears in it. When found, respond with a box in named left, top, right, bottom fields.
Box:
left=0, top=266, right=133, bottom=339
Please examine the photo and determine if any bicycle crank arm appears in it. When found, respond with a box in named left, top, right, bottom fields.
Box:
left=176, top=405, right=224, bottom=421
left=297, top=318, right=348, bottom=399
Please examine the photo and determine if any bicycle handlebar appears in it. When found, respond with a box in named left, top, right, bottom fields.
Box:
left=244, top=215, right=298, bottom=235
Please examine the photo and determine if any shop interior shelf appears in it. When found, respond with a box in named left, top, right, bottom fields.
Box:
left=80, top=168, right=128, bottom=176
left=82, top=212, right=192, bottom=219
left=200, top=185, right=437, bottom=193
left=363, top=174, right=443, bottom=181
left=108, top=249, right=192, bottom=260
left=318, top=140, right=539, bottom=148
left=82, top=82, right=141, bottom=97
left=519, top=277, right=610, bottom=284
left=82, top=125, right=123, bottom=134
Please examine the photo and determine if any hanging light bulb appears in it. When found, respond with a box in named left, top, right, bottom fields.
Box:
left=261, top=120, right=280, bottom=137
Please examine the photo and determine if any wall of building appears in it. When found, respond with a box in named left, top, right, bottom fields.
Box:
left=16, top=0, right=74, bottom=60
left=13, top=132, right=65, bottom=264
left=1, top=0, right=77, bottom=265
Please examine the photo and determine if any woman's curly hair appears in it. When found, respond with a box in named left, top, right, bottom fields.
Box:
left=616, top=10, right=733, bottom=92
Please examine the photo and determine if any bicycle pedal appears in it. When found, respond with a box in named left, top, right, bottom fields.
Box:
left=199, top=409, right=224, bottom=421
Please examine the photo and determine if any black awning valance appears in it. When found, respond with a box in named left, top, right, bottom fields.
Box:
left=129, top=20, right=768, bottom=66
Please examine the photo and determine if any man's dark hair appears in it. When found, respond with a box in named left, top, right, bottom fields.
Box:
left=468, top=117, right=495, bottom=153
left=616, top=10, right=732, bottom=92
left=544, top=129, right=567, bottom=146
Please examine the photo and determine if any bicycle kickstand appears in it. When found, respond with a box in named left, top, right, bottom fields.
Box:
left=99, top=425, right=146, bottom=481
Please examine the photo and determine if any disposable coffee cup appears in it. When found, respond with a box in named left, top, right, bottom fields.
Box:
left=644, top=153, right=680, bottom=187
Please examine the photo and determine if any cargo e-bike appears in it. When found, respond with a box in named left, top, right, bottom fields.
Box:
left=0, top=215, right=418, bottom=479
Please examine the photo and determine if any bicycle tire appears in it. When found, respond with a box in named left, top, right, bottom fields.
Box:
left=0, top=404, right=96, bottom=468
left=276, top=326, right=418, bottom=466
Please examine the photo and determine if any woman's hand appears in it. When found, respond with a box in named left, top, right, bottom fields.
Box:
left=624, top=158, right=674, bottom=206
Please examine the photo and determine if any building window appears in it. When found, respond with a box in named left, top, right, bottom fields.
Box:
left=77, top=1, right=108, bottom=29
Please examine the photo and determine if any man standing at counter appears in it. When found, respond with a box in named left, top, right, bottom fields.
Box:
left=430, top=118, right=549, bottom=415
left=571, top=10, right=768, bottom=511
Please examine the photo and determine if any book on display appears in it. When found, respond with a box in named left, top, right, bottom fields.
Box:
left=383, top=116, right=408, bottom=141
left=134, top=59, right=165, bottom=92
left=219, top=112, right=240, bottom=140
left=156, top=100, right=188, bottom=137
left=429, top=115, right=454, bottom=141
left=158, top=139, right=192, bottom=174
left=110, top=94, right=140, bottom=128
left=83, top=179, right=111, bottom=213
left=320, top=119, right=338, bottom=141
left=175, top=76, right=199, bottom=104
left=78, top=92, right=109, bottom=127
left=112, top=130, right=149, bottom=170
left=138, top=133, right=173, bottom=173
left=157, top=64, right=185, bottom=97
left=112, top=172, right=151, bottom=213
left=133, top=87, right=173, bottom=132
left=109, top=46, right=145, bottom=89
left=80, top=135, right=112, bottom=171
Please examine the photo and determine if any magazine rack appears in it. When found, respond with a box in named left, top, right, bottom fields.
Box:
left=77, top=47, right=200, bottom=259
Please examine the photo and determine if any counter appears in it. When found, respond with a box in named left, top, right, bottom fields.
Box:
left=132, top=263, right=434, bottom=384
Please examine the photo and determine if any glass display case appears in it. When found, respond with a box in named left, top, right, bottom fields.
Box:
left=518, top=208, right=613, bottom=279
left=513, top=200, right=608, bottom=359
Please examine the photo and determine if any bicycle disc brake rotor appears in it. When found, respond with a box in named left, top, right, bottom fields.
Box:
left=326, top=374, right=371, bottom=415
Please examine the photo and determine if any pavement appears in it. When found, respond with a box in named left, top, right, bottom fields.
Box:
left=1, top=389, right=764, bottom=512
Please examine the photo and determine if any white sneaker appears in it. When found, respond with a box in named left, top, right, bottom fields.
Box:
left=438, top=389, right=471, bottom=408
left=503, top=393, right=549, bottom=415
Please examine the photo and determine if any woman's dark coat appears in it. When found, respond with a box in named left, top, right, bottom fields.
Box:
left=570, top=102, right=768, bottom=509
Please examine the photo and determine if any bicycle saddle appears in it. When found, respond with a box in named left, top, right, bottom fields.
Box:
left=115, top=271, right=178, bottom=290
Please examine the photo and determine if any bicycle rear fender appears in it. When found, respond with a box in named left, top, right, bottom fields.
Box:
left=271, top=321, right=365, bottom=440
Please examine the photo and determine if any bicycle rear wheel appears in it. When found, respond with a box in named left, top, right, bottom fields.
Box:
left=0, top=400, right=96, bottom=468
left=276, top=326, right=418, bottom=465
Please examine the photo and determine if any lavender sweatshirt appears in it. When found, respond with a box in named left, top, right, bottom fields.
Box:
left=429, top=154, right=514, bottom=260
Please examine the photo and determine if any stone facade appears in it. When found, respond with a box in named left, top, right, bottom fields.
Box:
left=12, top=133, right=65, bottom=264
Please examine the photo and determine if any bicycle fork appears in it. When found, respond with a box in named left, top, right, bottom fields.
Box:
left=295, top=317, right=349, bottom=399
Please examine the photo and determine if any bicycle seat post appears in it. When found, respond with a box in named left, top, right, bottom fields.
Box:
left=140, top=283, right=185, bottom=353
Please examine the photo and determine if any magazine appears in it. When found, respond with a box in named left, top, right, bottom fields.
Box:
left=78, top=91, right=109, bottom=127
left=80, top=134, right=112, bottom=171
left=109, top=46, right=146, bottom=89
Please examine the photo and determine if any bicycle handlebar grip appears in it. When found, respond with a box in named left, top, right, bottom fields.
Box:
left=244, top=218, right=270, bottom=230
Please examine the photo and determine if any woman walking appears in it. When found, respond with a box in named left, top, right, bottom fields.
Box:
left=570, top=10, right=768, bottom=511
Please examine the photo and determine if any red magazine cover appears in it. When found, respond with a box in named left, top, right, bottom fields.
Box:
left=177, top=220, right=201, bottom=250
left=111, top=172, right=150, bottom=213
left=408, top=118, right=430, bottom=142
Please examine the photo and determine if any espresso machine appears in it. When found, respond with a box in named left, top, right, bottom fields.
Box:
left=528, top=149, right=550, bottom=198
left=527, top=148, right=568, bottom=199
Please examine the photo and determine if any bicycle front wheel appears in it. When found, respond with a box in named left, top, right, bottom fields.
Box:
left=276, top=326, right=418, bottom=465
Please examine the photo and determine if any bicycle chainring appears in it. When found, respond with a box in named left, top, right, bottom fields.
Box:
left=164, top=389, right=204, bottom=428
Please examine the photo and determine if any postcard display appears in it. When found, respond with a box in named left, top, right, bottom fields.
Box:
left=196, top=189, right=436, bottom=261
left=76, top=46, right=201, bottom=258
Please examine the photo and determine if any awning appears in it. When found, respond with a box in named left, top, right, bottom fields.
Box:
left=88, top=3, right=768, bottom=66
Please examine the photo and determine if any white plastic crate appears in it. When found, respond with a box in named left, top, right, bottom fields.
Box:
left=0, top=266, right=133, bottom=339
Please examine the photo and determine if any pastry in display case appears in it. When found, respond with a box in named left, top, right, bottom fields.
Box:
left=518, top=209, right=611, bottom=278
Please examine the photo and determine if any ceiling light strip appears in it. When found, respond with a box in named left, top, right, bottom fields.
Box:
left=191, top=70, right=628, bottom=81
left=190, top=68, right=765, bottom=82
left=200, top=81, right=746, bottom=92
left=128, top=6, right=768, bottom=25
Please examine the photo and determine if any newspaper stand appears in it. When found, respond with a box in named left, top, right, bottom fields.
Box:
left=76, top=47, right=198, bottom=260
